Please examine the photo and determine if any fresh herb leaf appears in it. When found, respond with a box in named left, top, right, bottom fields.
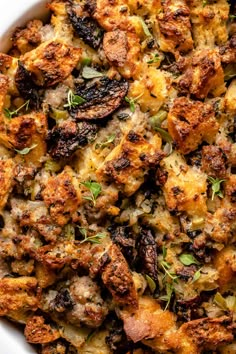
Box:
left=208, top=176, right=225, bottom=200
left=139, top=17, right=152, bottom=37
left=125, top=96, right=135, bottom=113
left=14, top=143, right=38, bottom=155
left=79, top=230, right=107, bottom=244
left=82, top=66, right=103, bottom=79
left=125, top=93, right=143, bottom=113
left=64, top=89, right=86, bottom=109
left=4, top=99, right=30, bottom=119
left=160, top=283, right=174, bottom=310
left=78, top=227, right=87, bottom=238
left=145, top=274, right=156, bottom=293
left=81, top=181, right=102, bottom=206
left=161, top=261, right=178, bottom=281
left=202, top=0, right=208, bottom=7
left=191, top=268, right=201, bottom=283
left=179, top=253, right=200, bottom=266
left=229, top=14, right=236, bottom=20
left=82, top=57, right=92, bottom=66
left=147, top=53, right=160, bottom=64
left=95, top=133, right=116, bottom=149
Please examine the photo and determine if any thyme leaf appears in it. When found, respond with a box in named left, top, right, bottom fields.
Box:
left=15, top=143, right=38, bottom=155
left=4, top=99, right=30, bottom=119
left=179, top=253, right=200, bottom=266
left=81, top=181, right=102, bottom=206
left=78, top=228, right=106, bottom=244
left=145, top=274, right=156, bottom=293
left=95, top=133, right=116, bottom=149
left=82, top=66, right=103, bottom=79
left=208, top=176, right=225, bottom=200
left=64, top=89, right=86, bottom=109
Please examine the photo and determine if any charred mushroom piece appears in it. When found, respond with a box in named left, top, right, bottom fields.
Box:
left=66, top=2, right=103, bottom=49
left=70, top=77, right=129, bottom=120
left=109, top=225, right=136, bottom=266
left=47, top=120, right=98, bottom=159
left=52, top=288, right=74, bottom=313
left=138, top=229, right=159, bottom=284
left=15, top=61, right=40, bottom=110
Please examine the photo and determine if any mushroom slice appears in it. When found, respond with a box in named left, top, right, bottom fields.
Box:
left=15, top=61, right=40, bottom=110
left=47, top=120, right=98, bottom=159
left=67, top=1, right=103, bottom=49
left=70, top=77, right=129, bottom=120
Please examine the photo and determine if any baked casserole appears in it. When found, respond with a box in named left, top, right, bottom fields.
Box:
left=0, top=0, right=235, bottom=353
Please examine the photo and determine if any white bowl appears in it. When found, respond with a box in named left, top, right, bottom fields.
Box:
left=0, top=2, right=49, bottom=352
left=0, top=0, right=49, bottom=52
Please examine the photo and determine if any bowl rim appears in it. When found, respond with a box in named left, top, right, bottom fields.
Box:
left=0, top=0, right=49, bottom=52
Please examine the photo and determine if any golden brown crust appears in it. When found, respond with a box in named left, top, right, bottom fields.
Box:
left=103, top=30, right=128, bottom=67
left=21, top=40, right=81, bottom=87
left=12, top=20, right=43, bottom=54
left=102, top=244, right=138, bottom=308
left=178, top=316, right=233, bottom=351
left=0, top=277, right=38, bottom=316
left=157, top=0, right=193, bottom=53
left=0, top=159, right=15, bottom=211
left=24, top=316, right=60, bottom=344
left=97, top=131, right=164, bottom=196
left=42, top=166, right=81, bottom=226
left=179, top=50, right=225, bottom=99
left=168, top=97, right=219, bottom=154
left=201, top=145, right=227, bottom=178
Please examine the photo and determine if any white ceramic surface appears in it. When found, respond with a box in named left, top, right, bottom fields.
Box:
left=0, top=2, right=49, bottom=353
left=0, top=0, right=48, bottom=52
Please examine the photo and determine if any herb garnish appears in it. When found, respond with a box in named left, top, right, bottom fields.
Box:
left=160, top=283, right=174, bottom=311
left=78, top=227, right=106, bottom=244
left=64, top=89, right=86, bottom=109
left=81, top=181, right=102, bottom=206
left=4, top=99, right=30, bottom=119
left=208, top=176, right=225, bottom=200
left=15, top=143, right=38, bottom=155
left=95, top=133, right=116, bottom=149
left=147, top=53, right=160, bottom=64
left=202, top=0, right=208, bottom=7
left=82, top=57, right=92, bottom=66
left=191, top=268, right=202, bottom=283
left=125, top=93, right=143, bottom=113
left=82, top=66, right=103, bottom=79
left=159, top=247, right=178, bottom=310
left=161, top=260, right=178, bottom=281
left=150, top=111, right=173, bottom=155
left=145, top=274, right=156, bottom=293
left=179, top=253, right=200, bottom=266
